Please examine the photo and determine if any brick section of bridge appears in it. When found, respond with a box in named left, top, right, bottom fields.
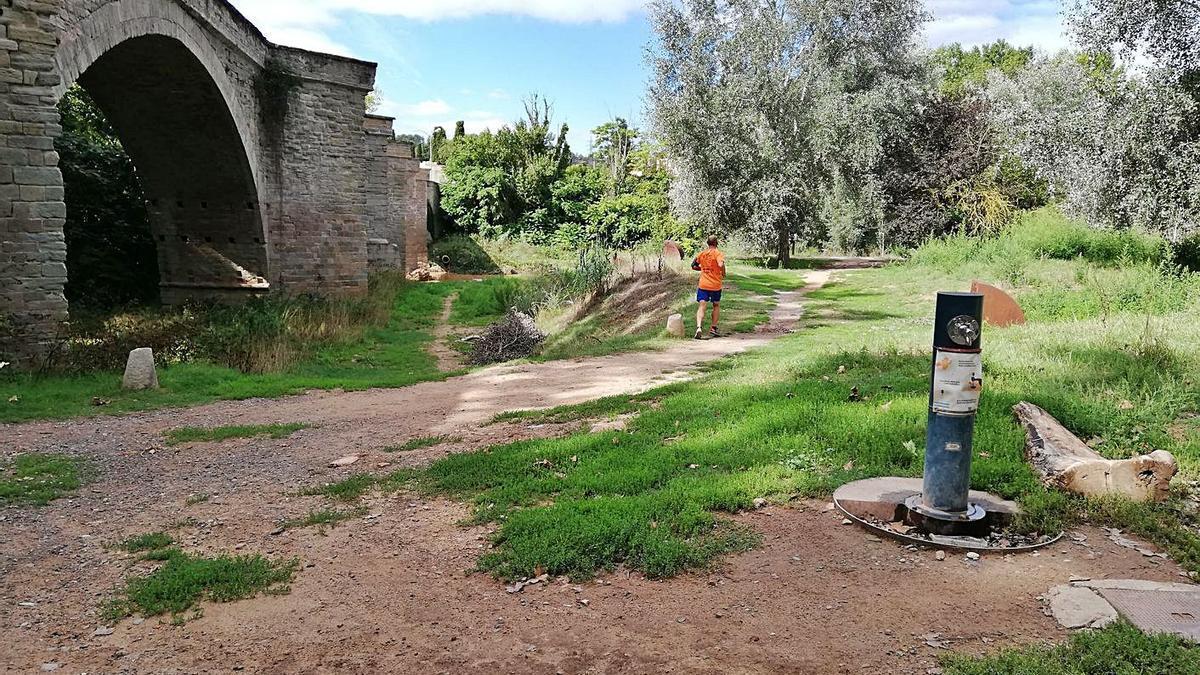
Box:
left=0, top=0, right=434, bottom=367
left=0, top=0, right=71, bottom=362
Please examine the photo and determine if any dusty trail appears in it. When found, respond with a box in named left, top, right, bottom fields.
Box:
left=0, top=264, right=1185, bottom=674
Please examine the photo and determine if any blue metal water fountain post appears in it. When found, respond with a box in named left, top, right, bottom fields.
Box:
left=905, top=292, right=987, bottom=534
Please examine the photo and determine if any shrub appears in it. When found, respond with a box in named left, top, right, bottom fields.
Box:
left=429, top=235, right=502, bottom=274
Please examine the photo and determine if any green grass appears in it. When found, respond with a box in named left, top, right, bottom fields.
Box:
left=103, top=549, right=297, bottom=622
left=117, top=532, right=174, bottom=553
left=942, top=622, right=1200, bottom=674
left=398, top=210, right=1200, bottom=582
left=284, top=507, right=367, bottom=531
left=185, top=493, right=209, bottom=506
left=0, top=454, right=85, bottom=506
left=383, top=436, right=455, bottom=453
left=300, top=474, right=377, bottom=501
left=164, top=423, right=308, bottom=446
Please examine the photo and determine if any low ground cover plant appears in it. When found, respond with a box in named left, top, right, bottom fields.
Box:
left=164, top=423, right=307, bottom=446
left=0, top=454, right=85, bottom=506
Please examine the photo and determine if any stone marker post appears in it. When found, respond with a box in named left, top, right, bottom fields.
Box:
left=122, top=348, right=159, bottom=390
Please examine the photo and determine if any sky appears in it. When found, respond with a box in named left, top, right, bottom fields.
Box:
left=228, top=0, right=1072, bottom=149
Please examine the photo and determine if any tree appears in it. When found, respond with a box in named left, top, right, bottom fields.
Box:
left=1066, top=0, right=1200, bottom=78
left=932, top=41, right=1033, bottom=97
left=454, top=120, right=466, bottom=138
left=592, top=118, right=637, bottom=195
left=987, top=54, right=1200, bottom=240
left=397, top=133, right=429, bottom=161
left=56, top=86, right=159, bottom=309
left=364, top=89, right=384, bottom=114
left=430, top=126, right=448, bottom=163
left=648, top=0, right=929, bottom=261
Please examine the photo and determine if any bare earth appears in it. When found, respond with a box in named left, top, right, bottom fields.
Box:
left=0, top=268, right=1186, bottom=674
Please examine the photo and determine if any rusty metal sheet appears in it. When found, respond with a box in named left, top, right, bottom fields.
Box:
left=1097, top=587, right=1200, bottom=641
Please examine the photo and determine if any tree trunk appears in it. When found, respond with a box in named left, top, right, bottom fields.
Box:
left=1012, top=402, right=1177, bottom=502
left=775, top=226, right=790, bottom=268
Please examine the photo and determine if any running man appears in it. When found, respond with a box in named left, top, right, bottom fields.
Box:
left=691, top=235, right=726, bottom=339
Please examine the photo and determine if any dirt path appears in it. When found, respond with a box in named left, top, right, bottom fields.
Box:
left=428, top=292, right=465, bottom=373
left=0, top=265, right=1187, bottom=674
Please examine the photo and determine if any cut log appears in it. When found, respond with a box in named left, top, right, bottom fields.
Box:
left=1013, top=402, right=1177, bottom=503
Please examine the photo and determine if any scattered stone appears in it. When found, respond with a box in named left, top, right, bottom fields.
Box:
left=40, top=663, right=59, bottom=672
left=965, top=552, right=980, bottom=561
left=841, top=518, right=853, bottom=525
left=406, top=263, right=447, bottom=282
left=93, top=626, right=114, bottom=636
left=132, top=618, right=145, bottom=626
left=666, top=314, right=685, bottom=338
left=935, top=550, right=946, bottom=561
left=329, top=455, right=361, bottom=468
left=121, top=348, right=159, bottom=391
left=753, top=497, right=767, bottom=509
left=270, top=526, right=285, bottom=536
left=1045, top=584, right=1118, bottom=629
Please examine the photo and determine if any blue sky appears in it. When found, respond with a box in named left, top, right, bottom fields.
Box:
left=229, top=1, right=1070, bottom=149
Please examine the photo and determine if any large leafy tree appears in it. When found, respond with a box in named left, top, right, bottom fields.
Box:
left=647, top=0, right=928, bottom=261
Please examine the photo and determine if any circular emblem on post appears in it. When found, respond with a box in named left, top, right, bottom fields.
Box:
left=947, top=315, right=980, bottom=347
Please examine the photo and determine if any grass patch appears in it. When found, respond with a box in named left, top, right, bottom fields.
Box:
left=103, top=549, right=297, bottom=622
left=185, top=493, right=209, bottom=506
left=300, top=474, right=377, bottom=501
left=0, top=279, right=471, bottom=424
left=164, top=423, right=307, bottom=446
left=383, top=436, right=454, bottom=453
left=0, top=453, right=85, bottom=506
left=942, top=621, right=1200, bottom=674
left=117, top=532, right=174, bottom=553
left=284, top=507, right=367, bottom=531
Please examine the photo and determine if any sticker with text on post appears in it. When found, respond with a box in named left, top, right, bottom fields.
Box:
left=932, top=350, right=983, bottom=415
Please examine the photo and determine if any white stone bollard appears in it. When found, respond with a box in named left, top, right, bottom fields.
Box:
left=666, top=314, right=685, bottom=338
left=122, top=348, right=159, bottom=390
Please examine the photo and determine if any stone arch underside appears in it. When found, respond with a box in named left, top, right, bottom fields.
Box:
left=66, top=33, right=269, bottom=301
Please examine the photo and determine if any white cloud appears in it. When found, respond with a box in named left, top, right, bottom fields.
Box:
left=375, top=97, right=509, bottom=137
left=231, top=0, right=645, bottom=55
left=925, top=0, right=1069, bottom=51
left=398, top=99, right=453, bottom=116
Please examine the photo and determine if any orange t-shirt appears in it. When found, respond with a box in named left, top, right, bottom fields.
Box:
left=696, top=248, right=726, bottom=291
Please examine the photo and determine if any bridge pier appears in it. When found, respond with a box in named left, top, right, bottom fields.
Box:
left=0, top=0, right=432, bottom=368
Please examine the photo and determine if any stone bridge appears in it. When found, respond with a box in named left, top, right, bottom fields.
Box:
left=0, top=0, right=428, bottom=364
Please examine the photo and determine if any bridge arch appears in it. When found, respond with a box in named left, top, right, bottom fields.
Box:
left=53, top=1, right=271, bottom=303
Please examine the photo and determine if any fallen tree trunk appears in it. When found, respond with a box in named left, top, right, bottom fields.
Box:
left=1012, top=402, right=1177, bottom=503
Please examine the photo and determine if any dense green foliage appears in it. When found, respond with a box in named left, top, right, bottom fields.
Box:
left=932, top=41, right=1033, bottom=97
left=438, top=98, right=687, bottom=250
left=56, top=86, right=159, bottom=310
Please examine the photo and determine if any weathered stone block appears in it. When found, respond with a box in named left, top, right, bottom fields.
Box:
left=121, top=348, right=159, bottom=390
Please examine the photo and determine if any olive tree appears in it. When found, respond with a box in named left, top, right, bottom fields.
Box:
left=647, top=0, right=927, bottom=260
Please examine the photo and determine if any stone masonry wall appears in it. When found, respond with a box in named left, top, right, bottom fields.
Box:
left=363, top=114, right=429, bottom=274
left=1, top=0, right=428, bottom=366
left=265, top=46, right=374, bottom=295
left=0, top=0, right=70, bottom=365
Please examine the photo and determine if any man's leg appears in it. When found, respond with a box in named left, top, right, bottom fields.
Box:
left=710, top=302, right=720, bottom=336
left=695, top=299, right=707, bottom=339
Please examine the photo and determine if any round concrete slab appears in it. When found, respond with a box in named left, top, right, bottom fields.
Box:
left=832, top=477, right=1059, bottom=552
